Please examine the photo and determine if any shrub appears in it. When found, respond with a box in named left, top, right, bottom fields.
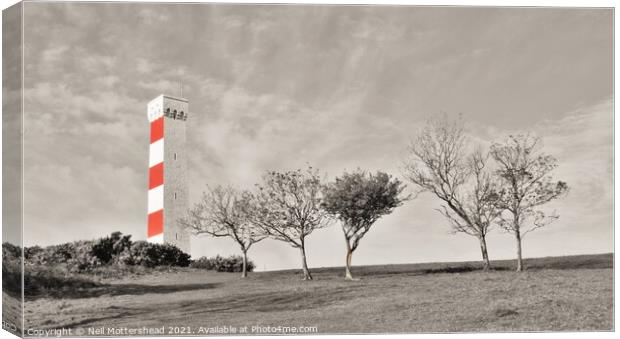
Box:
left=2, top=243, right=22, bottom=298
left=92, top=231, right=132, bottom=264
left=2, top=242, right=21, bottom=261
left=47, top=243, right=76, bottom=264
left=19, top=233, right=191, bottom=272
left=4, top=235, right=193, bottom=299
left=25, top=242, right=73, bottom=266
left=125, top=241, right=191, bottom=267
left=67, top=241, right=102, bottom=272
left=23, top=240, right=101, bottom=272
left=157, top=243, right=191, bottom=267
left=189, top=256, right=214, bottom=270
left=190, top=255, right=255, bottom=273
left=24, top=245, right=49, bottom=266
left=24, top=245, right=43, bottom=261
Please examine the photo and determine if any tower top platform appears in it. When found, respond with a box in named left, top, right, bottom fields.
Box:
left=147, top=94, right=189, bottom=122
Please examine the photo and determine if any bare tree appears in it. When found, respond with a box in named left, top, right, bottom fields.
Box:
left=436, top=149, right=502, bottom=270
left=180, top=185, right=265, bottom=277
left=322, top=170, right=409, bottom=280
left=403, top=116, right=501, bottom=270
left=490, top=134, right=569, bottom=272
left=247, top=166, right=331, bottom=280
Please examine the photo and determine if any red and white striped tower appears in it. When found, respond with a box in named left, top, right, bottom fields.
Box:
left=146, top=94, right=190, bottom=253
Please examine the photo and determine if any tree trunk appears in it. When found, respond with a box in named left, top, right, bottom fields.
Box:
left=345, top=240, right=354, bottom=280
left=479, top=235, right=491, bottom=271
left=241, top=250, right=248, bottom=278
left=299, top=246, right=313, bottom=280
left=515, top=230, right=524, bottom=272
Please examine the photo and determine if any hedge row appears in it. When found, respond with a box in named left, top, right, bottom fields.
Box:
left=3, top=233, right=256, bottom=277
left=190, top=255, right=255, bottom=272
left=7, top=232, right=191, bottom=273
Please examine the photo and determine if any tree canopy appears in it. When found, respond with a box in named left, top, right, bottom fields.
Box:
left=323, top=170, right=408, bottom=279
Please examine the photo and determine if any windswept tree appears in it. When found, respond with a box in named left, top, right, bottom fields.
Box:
left=403, top=116, right=502, bottom=270
left=322, top=170, right=408, bottom=280
left=247, top=166, right=331, bottom=280
left=180, top=185, right=265, bottom=277
left=490, top=134, right=569, bottom=272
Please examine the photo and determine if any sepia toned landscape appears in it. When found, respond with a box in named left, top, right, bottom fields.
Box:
left=2, top=2, right=613, bottom=337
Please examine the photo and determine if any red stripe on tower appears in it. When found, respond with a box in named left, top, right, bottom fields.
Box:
left=147, top=210, right=164, bottom=237
left=150, top=117, right=164, bottom=143
left=148, top=162, right=164, bottom=189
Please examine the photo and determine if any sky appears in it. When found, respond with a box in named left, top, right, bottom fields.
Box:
left=10, top=3, right=613, bottom=270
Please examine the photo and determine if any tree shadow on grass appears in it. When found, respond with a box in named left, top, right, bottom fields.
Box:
left=352, top=265, right=511, bottom=278
left=26, top=282, right=223, bottom=301
left=420, top=266, right=512, bottom=274
left=162, top=284, right=364, bottom=316
left=42, top=284, right=362, bottom=330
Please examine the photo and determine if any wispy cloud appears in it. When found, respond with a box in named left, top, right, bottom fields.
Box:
left=19, top=4, right=612, bottom=269
left=137, top=7, right=170, bottom=25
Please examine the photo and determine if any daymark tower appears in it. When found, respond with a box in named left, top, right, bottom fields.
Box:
left=146, top=94, right=190, bottom=253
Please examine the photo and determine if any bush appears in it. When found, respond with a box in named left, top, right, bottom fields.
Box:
left=24, top=245, right=43, bottom=261
left=67, top=241, right=102, bottom=272
left=46, top=243, right=76, bottom=264
left=18, top=233, right=191, bottom=272
left=157, top=243, right=191, bottom=267
left=23, top=240, right=100, bottom=272
left=5, top=244, right=95, bottom=299
left=190, top=255, right=255, bottom=273
left=189, top=256, right=214, bottom=270
left=92, top=231, right=132, bottom=264
left=3, top=242, right=21, bottom=261
left=3, top=235, right=193, bottom=299
left=125, top=241, right=191, bottom=268
left=2, top=243, right=22, bottom=298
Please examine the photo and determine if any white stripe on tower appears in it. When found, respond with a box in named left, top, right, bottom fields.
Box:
left=149, top=139, right=164, bottom=167
left=148, top=233, right=164, bottom=244
left=147, top=185, right=164, bottom=214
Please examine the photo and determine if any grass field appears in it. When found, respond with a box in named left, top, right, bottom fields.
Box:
left=15, top=253, right=614, bottom=334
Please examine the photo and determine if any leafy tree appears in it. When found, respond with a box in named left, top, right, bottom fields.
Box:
left=490, top=134, right=568, bottom=271
left=322, top=170, right=408, bottom=280
left=403, top=116, right=502, bottom=270
left=247, top=166, right=331, bottom=280
left=180, top=185, right=264, bottom=277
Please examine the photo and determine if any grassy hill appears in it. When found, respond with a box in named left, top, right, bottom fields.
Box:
left=273, top=252, right=613, bottom=277
left=16, top=253, right=613, bottom=334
